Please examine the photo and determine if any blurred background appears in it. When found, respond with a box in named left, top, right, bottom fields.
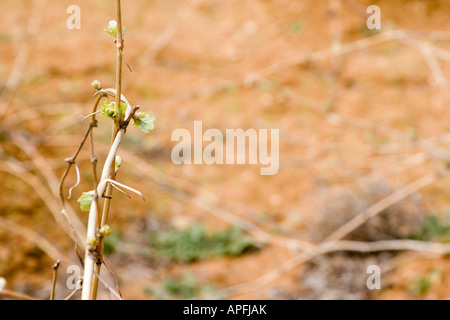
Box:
left=2, top=0, right=450, bottom=300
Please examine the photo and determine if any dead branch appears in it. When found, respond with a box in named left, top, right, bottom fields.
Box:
left=50, top=259, right=60, bottom=300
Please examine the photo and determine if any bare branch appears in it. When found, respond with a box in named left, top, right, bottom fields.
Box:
left=105, top=179, right=145, bottom=201
left=50, top=259, right=60, bottom=300
left=64, top=288, right=81, bottom=301
left=94, top=271, right=123, bottom=300
left=323, top=170, right=444, bottom=242
left=67, top=162, right=81, bottom=200
left=0, top=216, right=72, bottom=263
left=0, top=290, right=40, bottom=301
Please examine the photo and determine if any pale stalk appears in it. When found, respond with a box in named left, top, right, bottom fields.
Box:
left=91, top=127, right=117, bottom=299
left=81, top=129, right=127, bottom=299
left=90, top=0, right=124, bottom=300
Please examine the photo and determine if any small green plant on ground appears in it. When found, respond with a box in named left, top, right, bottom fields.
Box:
left=143, top=273, right=217, bottom=299
left=409, top=268, right=442, bottom=296
left=412, top=212, right=450, bottom=242
left=103, top=230, right=122, bottom=255
left=148, top=224, right=259, bottom=263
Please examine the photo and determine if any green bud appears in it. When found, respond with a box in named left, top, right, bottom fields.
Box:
left=99, top=225, right=112, bottom=238
left=87, top=236, right=97, bottom=248
left=100, top=100, right=129, bottom=121
left=91, top=80, right=102, bottom=91
left=115, top=155, right=122, bottom=170
left=100, top=100, right=119, bottom=120
left=104, top=20, right=127, bottom=37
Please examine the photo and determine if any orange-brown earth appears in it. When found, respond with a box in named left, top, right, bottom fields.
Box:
left=1, top=0, right=450, bottom=300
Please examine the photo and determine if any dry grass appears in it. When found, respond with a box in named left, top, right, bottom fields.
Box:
left=2, top=0, right=450, bottom=300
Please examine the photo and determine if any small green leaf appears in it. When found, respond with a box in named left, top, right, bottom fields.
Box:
left=77, top=191, right=95, bottom=212
left=100, top=100, right=119, bottom=120
left=104, top=20, right=126, bottom=37
left=133, top=112, right=155, bottom=133
left=119, top=101, right=128, bottom=115
left=100, top=100, right=128, bottom=121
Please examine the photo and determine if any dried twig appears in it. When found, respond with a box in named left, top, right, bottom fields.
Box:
left=0, top=290, right=40, bottom=301
left=83, top=0, right=142, bottom=300
left=0, top=0, right=48, bottom=118
left=216, top=168, right=448, bottom=298
left=0, top=216, right=71, bottom=263
left=94, top=271, right=123, bottom=300
left=135, top=0, right=192, bottom=67
left=401, top=37, right=449, bottom=93
left=64, top=288, right=81, bottom=301
left=50, top=259, right=60, bottom=300
left=0, top=160, right=81, bottom=244
left=323, top=170, right=444, bottom=242
left=216, top=236, right=450, bottom=298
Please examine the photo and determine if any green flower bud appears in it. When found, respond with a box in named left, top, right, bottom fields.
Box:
left=99, top=225, right=112, bottom=238
left=100, top=100, right=129, bottom=121
left=87, top=236, right=97, bottom=248
left=91, top=80, right=102, bottom=91
left=100, top=100, right=119, bottom=120
left=104, top=20, right=127, bottom=37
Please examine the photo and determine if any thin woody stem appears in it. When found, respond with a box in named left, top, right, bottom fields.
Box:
left=59, top=94, right=103, bottom=208
left=50, top=259, right=60, bottom=300
left=0, top=290, right=40, bottom=301
left=90, top=0, right=124, bottom=300
left=81, top=107, right=137, bottom=300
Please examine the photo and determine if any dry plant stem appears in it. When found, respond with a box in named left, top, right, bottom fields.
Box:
left=0, top=290, right=40, bottom=301
left=90, top=0, right=124, bottom=300
left=55, top=95, right=102, bottom=261
left=64, top=288, right=81, bottom=300
left=81, top=197, right=99, bottom=300
left=88, top=111, right=102, bottom=300
left=94, top=271, right=123, bottom=300
left=50, top=259, right=60, bottom=300
left=217, top=238, right=450, bottom=298
left=91, top=178, right=114, bottom=299
left=56, top=94, right=103, bottom=249
left=258, top=30, right=407, bottom=78
left=323, top=171, right=443, bottom=242
left=401, top=37, right=449, bottom=94
left=0, top=215, right=71, bottom=263
left=0, top=0, right=48, bottom=118
left=1, top=161, right=80, bottom=246
left=59, top=94, right=103, bottom=208
left=9, top=134, right=86, bottom=242
left=218, top=169, right=447, bottom=297
left=102, top=258, right=123, bottom=297
left=331, top=239, right=450, bottom=254
left=81, top=110, right=137, bottom=299
left=283, top=88, right=450, bottom=162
